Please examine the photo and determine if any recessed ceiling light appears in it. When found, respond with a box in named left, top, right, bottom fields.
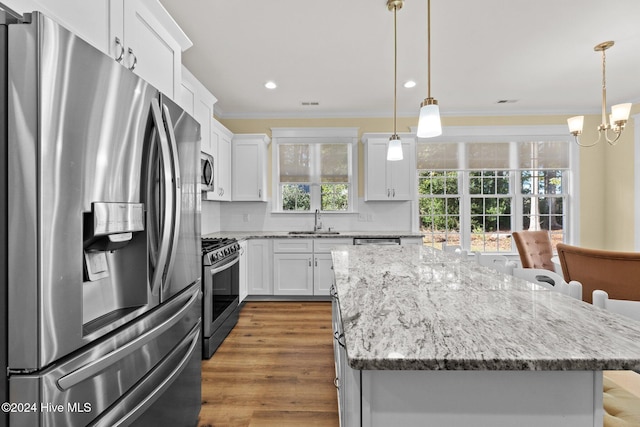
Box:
left=403, top=80, right=416, bottom=88
left=265, top=81, right=277, bottom=89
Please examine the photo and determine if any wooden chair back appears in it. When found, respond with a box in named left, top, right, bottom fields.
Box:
left=512, top=231, right=555, bottom=271
left=557, top=243, right=640, bottom=304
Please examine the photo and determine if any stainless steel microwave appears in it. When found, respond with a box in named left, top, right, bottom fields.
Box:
left=200, top=152, right=215, bottom=192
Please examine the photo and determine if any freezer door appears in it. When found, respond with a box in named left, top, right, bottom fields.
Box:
left=158, top=94, right=201, bottom=302
left=9, top=285, right=201, bottom=427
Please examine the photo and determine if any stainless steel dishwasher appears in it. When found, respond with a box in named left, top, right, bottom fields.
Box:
left=353, top=237, right=401, bottom=245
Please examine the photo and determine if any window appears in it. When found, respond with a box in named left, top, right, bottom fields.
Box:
left=416, top=127, right=574, bottom=252
left=273, top=128, right=358, bottom=212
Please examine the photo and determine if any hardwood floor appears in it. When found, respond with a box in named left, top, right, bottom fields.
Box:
left=198, top=301, right=339, bottom=427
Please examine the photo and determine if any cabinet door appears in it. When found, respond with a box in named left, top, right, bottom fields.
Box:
left=388, top=140, right=414, bottom=200
left=314, top=253, right=334, bottom=296
left=217, top=134, right=232, bottom=201
left=233, top=142, right=261, bottom=201
left=122, top=0, right=182, bottom=97
left=273, top=254, right=313, bottom=296
left=195, top=98, right=214, bottom=155
left=365, top=140, right=390, bottom=201
left=14, top=0, right=111, bottom=53
left=204, top=120, right=233, bottom=201
left=239, top=241, right=248, bottom=303
left=247, top=239, right=273, bottom=295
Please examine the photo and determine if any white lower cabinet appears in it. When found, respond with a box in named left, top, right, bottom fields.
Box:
left=272, top=238, right=351, bottom=297
left=332, top=296, right=361, bottom=427
left=273, top=239, right=314, bottom=296
left=273, top=253, right=314, bottom=295
left=238, top=240, right=248, bottom=303
left=247, top=239, right=272, bottom=295
left=314, top=253, right=334, bottom=295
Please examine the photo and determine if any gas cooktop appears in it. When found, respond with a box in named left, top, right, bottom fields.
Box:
left=202, top=237, right=240, bottom=265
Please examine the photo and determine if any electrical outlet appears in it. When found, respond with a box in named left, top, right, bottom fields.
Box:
left=358, top=214, right=366, bottom=222
left=243, top=213, right=250, bottom=222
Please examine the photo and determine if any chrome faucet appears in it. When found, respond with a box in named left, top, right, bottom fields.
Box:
left=314, top=209, right=323, bottom=231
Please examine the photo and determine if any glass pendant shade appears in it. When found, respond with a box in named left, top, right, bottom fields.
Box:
left=387, top=135, right=403, bottom=161
left=417, top=103, right=442, bottom=138
left=611, top=103, right=632, bottom=124
left=567, top=115, right=584, bottom=135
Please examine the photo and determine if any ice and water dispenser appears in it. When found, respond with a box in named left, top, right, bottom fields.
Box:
left=82, top=202, right=148, bottom=335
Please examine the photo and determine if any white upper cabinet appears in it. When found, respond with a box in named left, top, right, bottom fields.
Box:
left=4, top=0, right=112, bottom=52
left=232, top=134, right=270, bottom=202
left=362, top=134, right=415, bottom=201
left=204, top=119, right=233, bottom=202
left=112, top=0, right=192, bottom=99
left=178, top=66, right=198, bottom=117
left=181, top=66, right=217, bottom=154
left=8, top=0, right=192, bottom=100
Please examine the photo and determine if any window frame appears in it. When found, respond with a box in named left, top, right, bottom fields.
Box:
left=271, top=127, right=359, bottom=213
left=413, top=125, right=579, bottom=252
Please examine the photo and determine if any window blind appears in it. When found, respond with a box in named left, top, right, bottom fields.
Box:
left=279, top=144, right=310, bottom=183
left=518, top=141, right=569, bottom=169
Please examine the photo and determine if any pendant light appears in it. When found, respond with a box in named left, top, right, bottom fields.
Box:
left=387, top=0, right=404, bottom=161
left=416, top=0, right=442, bottom=138
left=567, top=41, right=632, bottom=147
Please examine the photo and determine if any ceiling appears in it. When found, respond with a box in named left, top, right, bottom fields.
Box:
left=159, top=0, right=640, bottom=120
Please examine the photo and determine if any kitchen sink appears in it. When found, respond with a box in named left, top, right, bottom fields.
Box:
left=288, top=230, right=340, bottom=235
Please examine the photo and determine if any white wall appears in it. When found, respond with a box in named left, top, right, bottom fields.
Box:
left=218, top=198, right=413, bottom=232
left=201, top=201, right=221, bottom=235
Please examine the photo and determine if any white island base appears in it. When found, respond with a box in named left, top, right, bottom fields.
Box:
left=353, top=368, right=603, bottom=427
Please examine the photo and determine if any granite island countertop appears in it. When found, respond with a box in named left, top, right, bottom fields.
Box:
left=331, top=245, right=640, bottom=371
left=202, top=231, right=423, bottom=240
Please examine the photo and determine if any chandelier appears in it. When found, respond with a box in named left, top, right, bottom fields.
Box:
left=567, top=41, right=631, bottom=147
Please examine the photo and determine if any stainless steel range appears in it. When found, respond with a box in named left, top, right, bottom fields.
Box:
left=201, top=237, right=241, bottom=358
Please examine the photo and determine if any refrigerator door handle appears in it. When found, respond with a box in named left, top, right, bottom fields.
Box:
left=56, top=286, right=200, bottom=391
left=149, top=98, right=175, bottom=297
left=90, top=322, right=201, bottom=427
left=160, top=102, right=182, bottom=296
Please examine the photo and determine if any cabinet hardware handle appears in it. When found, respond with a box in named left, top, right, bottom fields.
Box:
left=128, top=47, right=137, bottom=70
left=334, top=377, right=340, bottom=389
left=334, top=331, right=346, bottom=348
left=309, top=258, right=312, bottom=267
left=258, top=189, right=262, bottom=198
left=387, top=188, right=390, bottom=197
left=315, top=258, right=318, bottom=267
left=329, top=284, right=338, bottom=298
left=114, top=37, right=124, bottom=62
left=393, top=188, right=396, bottom=197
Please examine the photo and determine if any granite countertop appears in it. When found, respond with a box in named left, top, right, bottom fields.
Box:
left=202, top=231, right=424, bottom=240
left=331, top=245, right=640, bottom=371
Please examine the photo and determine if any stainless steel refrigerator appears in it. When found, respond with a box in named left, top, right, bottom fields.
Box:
left=1, top=10, right=202, bottom=427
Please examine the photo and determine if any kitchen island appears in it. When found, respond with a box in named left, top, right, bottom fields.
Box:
left=330, top=245, right=640, bottom=427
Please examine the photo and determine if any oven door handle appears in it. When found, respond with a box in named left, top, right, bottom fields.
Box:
left=209, top=253, right=240, bottom=276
